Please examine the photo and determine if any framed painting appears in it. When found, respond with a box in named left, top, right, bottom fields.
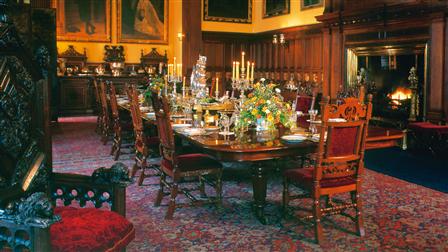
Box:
left=301, top=0, right=323, bottom=10
left=55, top=0, right=111, bottom=42
left=117, top=0, right=168, bottom=44
left=204, top=0, right=252, bottom=23
left=263, top=0, right=290, bottom=18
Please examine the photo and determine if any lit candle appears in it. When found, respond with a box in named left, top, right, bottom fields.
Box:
left=177, top=64, right=182, bottom=77
left=232, top=61, right=236, bottom=79
left=251, top=62, right=255, bottom=80
left=236, top=62, right=240, bottom=78
left=173, top=57, right=177, bottom=75
left=167, top=64, right=171, bottom=76
left=216, top=77, right=219, bottom=94
left=159, top=62, right=163, bottom=74
left=182, top=76, right=186, bottom=98
left=241, top=52, right=245, bottom=70
left=247, top=61, right=250, bottom=80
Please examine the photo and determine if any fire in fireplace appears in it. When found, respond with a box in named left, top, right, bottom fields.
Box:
left=388, top=86, right=412, bottom=107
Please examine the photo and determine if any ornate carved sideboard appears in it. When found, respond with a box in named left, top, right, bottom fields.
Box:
left=58, top=75, right=146, bottom=116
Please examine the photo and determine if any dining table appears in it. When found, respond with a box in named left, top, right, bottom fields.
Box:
left=116, top=95, right=405, bottom=223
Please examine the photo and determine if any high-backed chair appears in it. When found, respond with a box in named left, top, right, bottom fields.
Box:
left=108, top=81, right=134, bottom=160
left=151, top=92, right=223, bottom=219
left=126, top=84, right=160, bottom=185
left=92, top=79, right=104, bottom=134
left=0, top=4, right=134, bottom=250
left=283, top=95, right=373, bottom=244
left=98, top=80, right=112, bottom=144
left=295, top=83, right=319, bottom=128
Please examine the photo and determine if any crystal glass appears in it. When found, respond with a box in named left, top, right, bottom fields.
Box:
left=308, top=109, right=318, bottom=134
left=219, top=113, right=232, bottom=135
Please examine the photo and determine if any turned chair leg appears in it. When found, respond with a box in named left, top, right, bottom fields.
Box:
left=282, top=178, right=290, bottom=214
left=215, top=172, right=223, bottom=208
left=130, top=154, right=140, bottom=178
left=199, top=176, right=207, bottom=198
left=154, top=173, right=166, bottom=207
left=165, top=182, right=179, bottom=220
left=313, top=197, right=324, bottom=244
left=352, top=191, right=365, bottom=237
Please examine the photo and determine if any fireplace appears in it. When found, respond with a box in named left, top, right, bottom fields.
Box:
left=346, top=43, right=427, bottom=129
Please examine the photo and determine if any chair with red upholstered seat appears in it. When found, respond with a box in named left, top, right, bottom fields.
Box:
left=282, top=95, right=373, bottom=244
left=108, top=81, right=134, bottom=160
left=126, top=84, right=160, bottom=185
left=0, top=5, right=134, bottom=250
left=151, top=92, right=223, bottom=219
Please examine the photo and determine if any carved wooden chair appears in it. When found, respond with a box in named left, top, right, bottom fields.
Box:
left=92, top=79, right=104, bottom=134
left=151, top=92, right=223, bottom=219
left=283, top=95, right=373, bottom=244
left=108, top=81, right=134, bottom=160
left=0, top=5, right=134, bottom=250
left=98, top=80, right=112, bottom=145
left=295, top=83, right=319, bottom=128
left=126, top=84, right=160, bottom=185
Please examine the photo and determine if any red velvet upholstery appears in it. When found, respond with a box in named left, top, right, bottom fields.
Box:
left=296, top=95, right=313, bottom=112
left=408, top=122, right=448, bottom=134
left=296, top=116, right=310, bottom=128
left=284, top=167, right=355, bottom=189
left=119, top=121, right=134, bottom=131
left=51, top=207, right=135, bottom=252
left=161, top=153, right=222, bottom=172
left=328, top=126, right=358, bottom=156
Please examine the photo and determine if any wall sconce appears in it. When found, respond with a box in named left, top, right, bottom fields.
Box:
left=177, top=32, right=185, bottom=41
left=272, top=33, right=288, bottom=47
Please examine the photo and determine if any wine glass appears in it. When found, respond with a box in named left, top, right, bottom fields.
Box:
left=219, top=113, right=232, bottom=135
left=308, top=109, right=318, bottom=134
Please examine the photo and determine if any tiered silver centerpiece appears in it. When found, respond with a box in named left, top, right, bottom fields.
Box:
left=190, top=55, right=208, bottom=100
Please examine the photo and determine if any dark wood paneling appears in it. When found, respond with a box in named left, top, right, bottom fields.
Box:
left=59, top=77, right=94, bottom=115
left=202, top=24, right=324, bottom=95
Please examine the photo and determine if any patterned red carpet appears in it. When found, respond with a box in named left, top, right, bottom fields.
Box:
left=52, top=116, right=448, bottom=251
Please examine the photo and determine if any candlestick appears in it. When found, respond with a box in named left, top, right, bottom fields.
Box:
left=251, top=62, right=255, bottom=80
left=182, top=76, right=186, bottom=98
left=241, top=52, right=245, bottom=70
left=159, top=62, right=163, bottom=74
left=236, top=62, right=240, bottom=78
left=177, top=64, right=182, bottom=77
left=247, top=61, right=250, bottom=80
left=173, top=57, right=177, bottom=75
left=215, top=77, right=219, bottom=99
left=232, top=61, right=236, bottom=79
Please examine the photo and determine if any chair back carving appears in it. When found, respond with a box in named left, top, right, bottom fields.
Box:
left=98, top=81, right=110, bottom=126
left=126, top=84, right=146, bottom=155
left=108, top=82, right=119, bottom=120
left=93, top=80, right=102, bottom=116
left=151, top=92, right=176, bottom=164
left=314, top=95, right=372, bottom=181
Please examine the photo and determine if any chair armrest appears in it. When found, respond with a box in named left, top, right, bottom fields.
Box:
left=51, top=162, right=132, bottom=216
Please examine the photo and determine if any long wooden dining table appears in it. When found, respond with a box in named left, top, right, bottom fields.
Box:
left=117, top=98, right=405, bottom=223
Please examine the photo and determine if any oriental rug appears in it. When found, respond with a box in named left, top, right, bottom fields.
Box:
left=52, top=116, right=448, bottom=251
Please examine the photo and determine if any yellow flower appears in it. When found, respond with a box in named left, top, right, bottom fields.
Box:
left=267, top=114, right=274, bottom=122
left=251, top=109, right=258, bottom=116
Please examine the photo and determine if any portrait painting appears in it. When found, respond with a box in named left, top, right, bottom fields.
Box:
left=204, top=0, right=252, bottom=23
left=301, top=0, right=323, bottom=9
left=55, top=0, right=111, bottom=42
left=263, top=0, right=290, bottom=18
left=118, top=0, right=168, bottom=44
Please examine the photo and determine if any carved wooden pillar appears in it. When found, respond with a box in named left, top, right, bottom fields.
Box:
left=428, top=12, right=445, bottom=122
left=182, top=0, right=202, bottom=76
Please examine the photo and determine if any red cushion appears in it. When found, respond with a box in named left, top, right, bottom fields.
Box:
left=328, top=127, right=358, bottom=156
left=408, top=122, right=448, bottom=134
left=296, top=95, right=313, bottom=112
left=296, top=115, right=310, bottom=128
left=284, top=167, right=355, bottom=189
left=161, top=153, right=222, bottom=172
left=51, top=207, right=135, bottom=252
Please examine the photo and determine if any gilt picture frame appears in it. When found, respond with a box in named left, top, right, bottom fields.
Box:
left=263, top=0, right=290, bottom=18
left=117, top=0, right=168, bottom=44
left=301, top=0, right=323, bottom=10
left=55, top=0, right=111, bottom=42
left=204, top=0, right=252, bottom=23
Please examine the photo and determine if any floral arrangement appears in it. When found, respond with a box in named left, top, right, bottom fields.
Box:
left=235, top=79, right=293, bottom=131
left=144, top=76, right=166, bottom=104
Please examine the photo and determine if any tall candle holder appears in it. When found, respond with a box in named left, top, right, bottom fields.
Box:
left=168, top=73, right=182, bottom=97
left=231, top=52, right=255, bottom=101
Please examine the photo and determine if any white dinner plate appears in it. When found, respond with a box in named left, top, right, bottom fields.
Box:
left=281, top=135, right=307, bottom=142
left=173, top=123, right=192, bottom=128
